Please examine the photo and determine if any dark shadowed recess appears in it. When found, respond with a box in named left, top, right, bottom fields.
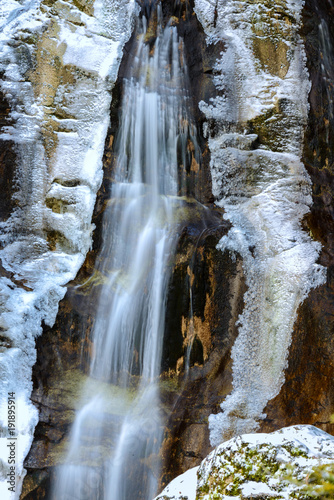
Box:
left=0, top=81, right=18, bottom=225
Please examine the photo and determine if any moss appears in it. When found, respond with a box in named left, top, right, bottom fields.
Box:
left=45, top=368, right=137, bottom=418
left=246, top=102, right=302, bottom=152
left=46, top=230, right=71, bottom=252
left=196, top=442, right=314, bottom=499
left=196, top=439, right=334, bottom=499
left=75, top=269, right=109, bottom=293
left=45, top=197, right=70, bottom=214
left=287, top=446, right=309, bottom=459
left=172, top=197, right=205, bottom=225
left=159, top=375, right=180, bottom=393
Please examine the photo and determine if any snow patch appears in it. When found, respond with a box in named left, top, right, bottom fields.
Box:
left=154, top=466, right=199, bottom=500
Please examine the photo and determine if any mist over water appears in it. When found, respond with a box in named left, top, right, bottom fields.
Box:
left=52, top=4, right=201, bottom=499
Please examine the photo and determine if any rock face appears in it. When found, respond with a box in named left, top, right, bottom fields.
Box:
left=155, top=425, right=334, bottom=499
left=194, top=0, right=326, bottom=445
left=260, top=0, right=334, bottom=437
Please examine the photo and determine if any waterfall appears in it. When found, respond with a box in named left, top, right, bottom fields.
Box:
left=52, top=3, right=200, bottom=499
left=318, top=18, right=334, bottom=143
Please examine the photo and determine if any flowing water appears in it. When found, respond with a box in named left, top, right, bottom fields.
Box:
left=52, top=4, right=200, bottom=499
left=318, top=18, right=334, bottom=144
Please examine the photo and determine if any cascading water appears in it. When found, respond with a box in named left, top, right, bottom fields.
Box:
left=318, top=18, right=334, bottom=143
left=52, top=3, right=200, bottom=499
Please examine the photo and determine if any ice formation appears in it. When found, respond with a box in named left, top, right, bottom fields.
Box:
left=0, top=0, right=135, bottom=497
left=155, top=425, right=334, bottom=499
left=194, top=0, right=326, bottom=445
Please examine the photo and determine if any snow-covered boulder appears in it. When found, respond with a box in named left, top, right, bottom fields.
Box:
left=155, top=425, right=334, bottom=499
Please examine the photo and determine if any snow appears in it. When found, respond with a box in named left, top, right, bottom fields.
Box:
left=59, top=22, right=121, bottom=79
left=194, top=0, right=326, bottom=445
left=241, top=481, right=279, bottom=498
left=0, top=0, right=135, bottom=498
left=154, top=466, right=199, bottom=500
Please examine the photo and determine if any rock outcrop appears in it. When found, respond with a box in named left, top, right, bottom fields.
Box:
left=260, top=0, right=334, bottom=437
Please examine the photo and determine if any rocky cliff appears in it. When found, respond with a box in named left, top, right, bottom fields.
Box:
left=0, top=0, right=333, bottom=498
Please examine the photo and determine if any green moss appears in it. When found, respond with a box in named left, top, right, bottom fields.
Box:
left=46, top=230, right=71, bottom=252
left=47, top=369, right=136, bottom=414
left=287, top=446, right=309, bottom=459
left=196, top=442, right=315, bottom=499
left=196, top=439, right=334, bottom=500
left=75, top=269, right=111, bottom=293
left=159, top=376, right=180, bottom=393
left=45, top=197, right=69, bottom=214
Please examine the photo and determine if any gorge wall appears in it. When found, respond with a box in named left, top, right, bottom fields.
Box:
left=0, top=0, right=136, bottom=496
left=0, top=0, right=333, bottom=499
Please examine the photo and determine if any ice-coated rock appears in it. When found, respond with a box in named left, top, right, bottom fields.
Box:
left=155, top=425, right=334, bottom=500
left=194, top=0, right=326, bottom=444
left=0, top=0, right=135, bottom=497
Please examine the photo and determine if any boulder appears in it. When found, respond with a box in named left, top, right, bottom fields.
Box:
left=155, top=425, right=334, bottom=500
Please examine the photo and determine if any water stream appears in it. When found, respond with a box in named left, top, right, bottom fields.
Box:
left=52, top=3, right=200, bottom=499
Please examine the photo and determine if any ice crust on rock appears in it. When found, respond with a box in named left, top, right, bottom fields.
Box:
left=0, top=0, right=135, bottom=497
left=194, top=0, right=326, bottom=445
left=154, top=425, right=334, bottom=500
